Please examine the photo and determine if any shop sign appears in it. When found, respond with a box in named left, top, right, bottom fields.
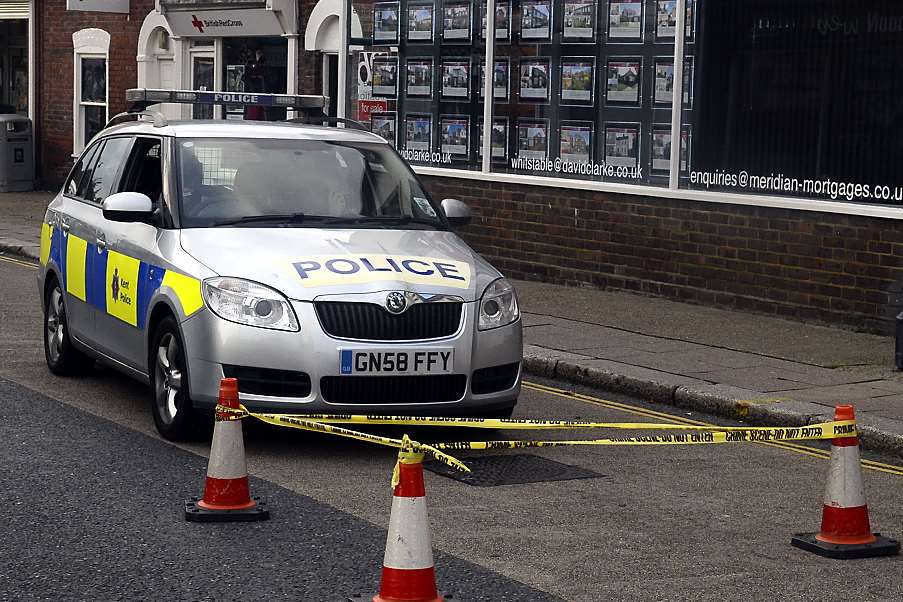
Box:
left=166, top=8, right=284, bottom=36
left=357, top=99, right=387, bottom=122
left=66, top=0, right=130, bottom=13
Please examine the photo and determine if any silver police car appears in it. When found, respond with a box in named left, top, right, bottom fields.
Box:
left=37, top=110, right=522, bottom=440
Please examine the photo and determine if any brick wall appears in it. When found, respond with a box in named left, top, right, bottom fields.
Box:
left=297, top=0, right=322, bottom=95
left=37, top=1, right=324, bottom=187
left=423, top=175, right=903, bottom=334
left=36, top=0, right=154, bottom=187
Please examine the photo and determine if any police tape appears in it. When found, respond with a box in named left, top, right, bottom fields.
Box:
left=215, top=405, right=857, bottom=472
left=217, top=409, right=857, bottom=434
left=433, top=424, right=849, bottom=451
left=236, top=407, right=471, bottom=474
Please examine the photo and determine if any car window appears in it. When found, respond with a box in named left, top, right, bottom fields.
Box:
left=176, top=137, right=442, bottom=228
left=120, top=137, right=164, bottom=203
left=65, top=143, right=100, bottom=198
left=80, top=137, right=133, bottom=205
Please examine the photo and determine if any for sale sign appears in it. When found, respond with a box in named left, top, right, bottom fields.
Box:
left=357, top=99, right=388, bottom=123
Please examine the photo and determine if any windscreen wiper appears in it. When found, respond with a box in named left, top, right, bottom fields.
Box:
left=213, top=213, right=441, bottom=228
left=213, top=213, right=331, bottom=227
left=352, top=216, right=443, bottom=228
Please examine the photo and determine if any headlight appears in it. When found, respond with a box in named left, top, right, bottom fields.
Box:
left=202, top=277, right=299, bottom=332
left=479, top=278, right=519, bottom=330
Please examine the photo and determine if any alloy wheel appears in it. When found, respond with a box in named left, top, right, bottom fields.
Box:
left=46, top=288, right=65, bottom=365
left=154, top=333, right=184, bottom=425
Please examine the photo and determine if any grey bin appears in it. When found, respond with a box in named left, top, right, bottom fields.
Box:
left=0, top=115, right=34, bottom=192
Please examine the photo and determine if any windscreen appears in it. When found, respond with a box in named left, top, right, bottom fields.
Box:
left=176, top=137, right=445, bottom=228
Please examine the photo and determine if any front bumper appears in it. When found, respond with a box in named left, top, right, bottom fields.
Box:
left=181, top=300, right=522, bottom=414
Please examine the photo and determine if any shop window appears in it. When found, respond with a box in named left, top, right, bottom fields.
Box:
left=682, top=0, right=903, bottom=206
left=341, top=0, right=903, bottom=208
left=343, top=1, right=687, bottom=182
left=487, top=0, right=688, bottom=186
left=347, top=0, right=486, bottom=171
left=222, top=37, right=288, bottom=121
left=72, top=29, right=110, bottom=154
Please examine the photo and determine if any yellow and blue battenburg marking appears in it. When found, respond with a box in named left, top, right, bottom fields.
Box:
left=39, top=222, right=52, bottom=266
left=45, top=223, right=200, bottom=329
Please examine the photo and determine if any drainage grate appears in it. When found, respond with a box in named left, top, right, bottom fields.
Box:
left=425, top=454, right=604, bottom=487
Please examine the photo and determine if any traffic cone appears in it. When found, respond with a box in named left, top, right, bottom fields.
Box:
left=791, top=405, right=899, bottom=559
left=373, top=447, right=443, bottom=602
left=184, top=377, right=269, bottom=522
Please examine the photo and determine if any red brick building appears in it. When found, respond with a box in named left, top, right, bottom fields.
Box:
left=31, top=0, right=903, bottom=335
left=34, top=0, right=335, bottom=184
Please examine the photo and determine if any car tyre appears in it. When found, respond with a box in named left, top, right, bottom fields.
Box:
left=43, top=278, right=94, bottom=376
left=150, top=316, right=200, bottom=441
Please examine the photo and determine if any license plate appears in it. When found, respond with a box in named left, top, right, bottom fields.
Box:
left=340, top=349, right=454, bottom=375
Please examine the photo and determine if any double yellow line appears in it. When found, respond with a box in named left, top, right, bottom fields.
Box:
left=524, top=381, right=903, bottom=477
left=0, top=254, right=37, bottom=270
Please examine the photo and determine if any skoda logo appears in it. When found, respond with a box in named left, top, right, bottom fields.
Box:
left=385, top=292, right=407, bottom=314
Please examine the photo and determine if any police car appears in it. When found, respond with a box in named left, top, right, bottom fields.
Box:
left=37, top=89, right=522, bottom=440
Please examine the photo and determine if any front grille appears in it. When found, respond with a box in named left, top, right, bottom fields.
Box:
left=223, top=365, right=312, bottom=398
left=471, top=362, right=520, bottom=394
left=320, top=375, right=467, bottom=404
left=315, top=301, right=463, bottom=340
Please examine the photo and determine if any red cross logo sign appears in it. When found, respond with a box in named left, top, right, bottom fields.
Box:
left=191, top=15, right=204, bottom=33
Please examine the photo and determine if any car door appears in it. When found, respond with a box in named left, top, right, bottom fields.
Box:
left=92, top=136, right=168, bottom=370
left=65, top=135, right=136, bottom=360
left=54, top=141, right=104, bottom=348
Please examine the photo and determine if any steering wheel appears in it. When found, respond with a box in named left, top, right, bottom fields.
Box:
left=183, top=187, right=238, bottom=219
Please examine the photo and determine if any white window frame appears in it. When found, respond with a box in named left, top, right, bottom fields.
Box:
left=72, top=28, right=110, bottom=156
left=337, top=0, right=903, bottom=220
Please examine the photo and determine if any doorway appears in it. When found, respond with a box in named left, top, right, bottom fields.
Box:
left=323, top=53, right=338, bottom=119
left=191, top=53, right=214, bottom=119
left=0, top=20, right=28, bottom=114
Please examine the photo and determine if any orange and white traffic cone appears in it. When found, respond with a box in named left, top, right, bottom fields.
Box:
left=184, top=377, right=269, bottom=522
left=791, top=405, right=898, bottom=559
left=373, top=445, right=443, bottom=602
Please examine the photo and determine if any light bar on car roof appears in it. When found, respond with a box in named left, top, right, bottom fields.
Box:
left=126, top=88, right=328, bottom=111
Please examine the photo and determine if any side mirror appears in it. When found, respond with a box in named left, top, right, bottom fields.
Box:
left=441, top=198, right=472, bottom=228
left=102, top=192, right=154, bottom=223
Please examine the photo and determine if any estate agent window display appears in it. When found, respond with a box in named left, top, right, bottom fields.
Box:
left=350, top=0, right=697, bottom=183
left=357, top=0, right=488, bottom=170
left=490, top=0, right=696, bottom=184
left=350, top=0, right=903, bottom=210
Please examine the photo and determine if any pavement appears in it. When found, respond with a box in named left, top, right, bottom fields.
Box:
left=3, top=190, right=903, bottom=456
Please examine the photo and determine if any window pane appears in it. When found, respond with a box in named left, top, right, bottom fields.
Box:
left=81, top=58, right=106, bottom=103
left=346, top=0, right=486, bottom=172
left=192, top=57, right=214, bottom=120
left=82, top=137, right=132, bottom=204
left=177, top=138, right=442, bottom=228
left=223, top=37, right=288, bottom=121
left=488, top=0, right=671, bottom=186
left=66, top=143, right=99, bottom=197
left=683, top=0, right=903, bottom=206
left=122, top=138, right=164, bottom=203
left=83, top=105, right=106, bottom=147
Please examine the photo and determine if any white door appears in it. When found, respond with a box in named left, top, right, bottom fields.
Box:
left=191, top=53, right=215, bottom=119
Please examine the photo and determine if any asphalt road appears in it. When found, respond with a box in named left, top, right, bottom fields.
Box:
left=1, top=254, right=902, bottom=601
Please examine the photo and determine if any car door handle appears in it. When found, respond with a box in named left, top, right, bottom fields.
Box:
left=95, top=237, right=107, bottom=250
